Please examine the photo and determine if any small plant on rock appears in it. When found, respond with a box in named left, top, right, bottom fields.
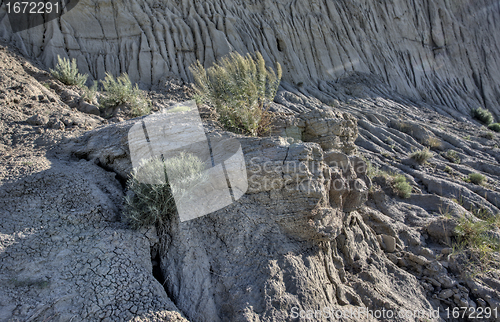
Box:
left=81, top=81, right=98, bottom=104
left=392, top=174, right=412, bottom=198
left=441, top=150, right=460, bottom=164
left=393, top=121, right=411, bottom=134
left=190, top=51, right=282, bottom=136
left=410, top=147, right=433, bottom=164
left=488, top=123, right=500, bottom=133
left=425, top=136, right=441, bottom=149
left=442, top=149, right=460, bottom=164
left=481, top=131, right=495, bottom=140
left=50, top=55, right=88, bottom=87
left=124, top=153, right=208, bottom=229
left=100, top=72, right=151, bottom=117
left=467, top=173, right=486, bottom=185
left=472, top=107, right=494, bottom=125
left=363, top=158, right=377, bottom=179
left=453, top=214, right=500, bottom=275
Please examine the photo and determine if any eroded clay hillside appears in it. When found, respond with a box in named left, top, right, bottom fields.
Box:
left=1, top=0, right=500, bottom=118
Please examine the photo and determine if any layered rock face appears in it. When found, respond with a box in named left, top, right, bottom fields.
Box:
left=1, top=0, right=500, bottom=118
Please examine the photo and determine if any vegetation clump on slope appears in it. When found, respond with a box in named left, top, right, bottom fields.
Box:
left=50, top=56, right=88, bottom=87
left=51, top=55, right=151, bottom=117
left=190, top=51, right=282, bottom=136
left=100, top=73, right=151, bottom=117
left=124, top=153, right=208, bottom=228
left=410, top=147, right=433, bottom=164
left=366, top=163, right=412, bottom=199
left=442, top=150, right=460, bottom=164
left=472, top=107, right=494, bottom=125
left=467, top=173, right=486, bottom=185
left=392, top=174, right=412, bottom=198
left=488, top=123, right=500, bottom=133
left=454, top=214, right=500, bottom=275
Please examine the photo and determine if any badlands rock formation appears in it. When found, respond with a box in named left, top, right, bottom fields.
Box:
left=1, top=0, right=500, bottom=118
left=63, top=74, right=500, bottom=321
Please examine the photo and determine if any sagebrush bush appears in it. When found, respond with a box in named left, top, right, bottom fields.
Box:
left=442, top=149, right=460, bottom=164
left=50, top=55, right=88, bottom=87
left=81, top=81, right=98, bottom=103
left=100, top=72, right=151, bottom=117
left=425, top=136, right=441, bottom=149
left=468, top=173, right=486, bottom=185
left=124, top=153, right=208, bottom=229
left=190, top=51, right=282, bottom=136
left=472, top=107, right=494, bottom=125
left=392, top=174, right=412, bottom=198
left=488, top=123, right=500, bottom=133
left=410, top=147, right=433, bottom=164
left=454, top=215, right=500, bottom=273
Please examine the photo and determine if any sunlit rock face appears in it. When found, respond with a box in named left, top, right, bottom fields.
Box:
left=2, top=0, right=500, bottom=117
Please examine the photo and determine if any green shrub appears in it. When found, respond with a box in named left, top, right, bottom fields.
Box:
left=472, top=107, right=494, bottom=125
left=124, top=153, right=208, bottom=228
left=444, top=166, right=453, bottom=174
left=190, top=51, right=282, bottom=136
left=392, top=174, right=412, bottom=198
left=454, top=215, right=500, bottom=271
left=442, top=149, right=460, bottom=164
left=468, top=173, right=486, bottom=185
left=50, top=55, right=88, bottom=87
left=81, top=81, right=98, bottom=103
left=410, top=147, right=433, bottom=164
left=488, top=123, right=500, bottom=133
left=100, top=72, right=151, bottom=117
